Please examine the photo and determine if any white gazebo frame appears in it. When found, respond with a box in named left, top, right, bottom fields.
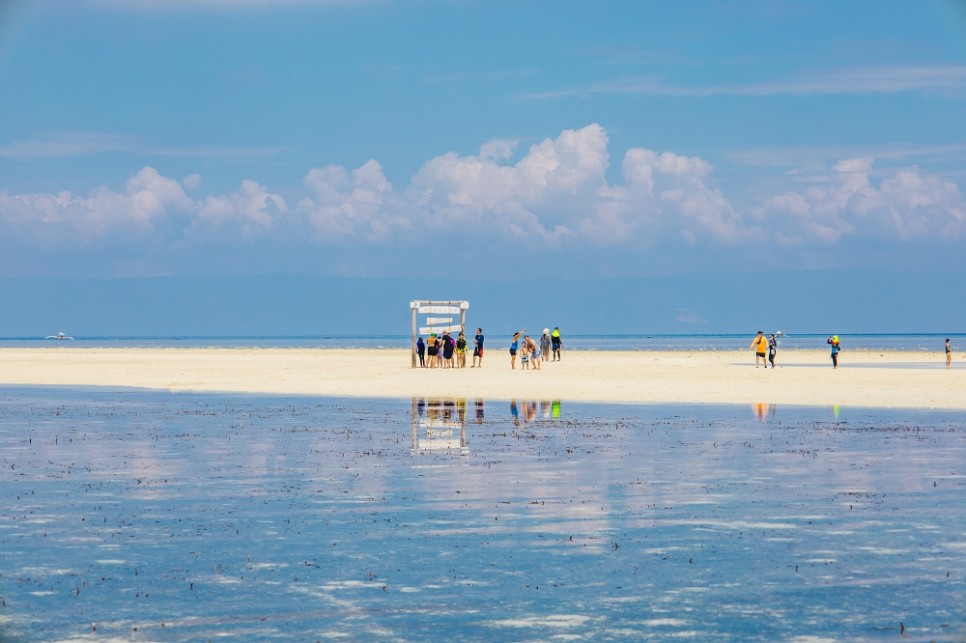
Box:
left=410, top=300, right=469, bottom=367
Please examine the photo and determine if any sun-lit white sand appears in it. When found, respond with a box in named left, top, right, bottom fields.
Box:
left=1, top=347, right=963, bottom=409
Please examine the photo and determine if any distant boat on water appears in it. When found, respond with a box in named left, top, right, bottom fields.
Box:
left=45, top=332, right=75, bottom=340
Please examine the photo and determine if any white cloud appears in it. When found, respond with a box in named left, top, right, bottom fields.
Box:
left=2, top=124, right=965, bottom=276
left=197, top=179, right=286, bottom=238
left=754, top=158, right=966, bottom=244
left=0, top=132, right=134, bottom=159
left=297, top=160, right=404, bottom=241
left=521, top=65, right=966, bottom=101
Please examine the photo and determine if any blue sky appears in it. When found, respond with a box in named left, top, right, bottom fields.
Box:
left=1, top=1, right=965, bottom=333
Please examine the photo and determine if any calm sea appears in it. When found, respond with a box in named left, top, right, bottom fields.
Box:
left=0, top=332, right=960, bottom=351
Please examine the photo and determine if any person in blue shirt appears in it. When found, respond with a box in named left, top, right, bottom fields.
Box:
left=509, top=331, right=521, bottom=369
left=472, top=328, right=484, bottom=368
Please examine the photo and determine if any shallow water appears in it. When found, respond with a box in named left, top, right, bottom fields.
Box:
left=1, top=389, right=964, bottom=641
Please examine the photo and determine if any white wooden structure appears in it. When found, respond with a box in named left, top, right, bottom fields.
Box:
left=410, top=398, right=469, bottom=454
left=410, top=300, right=469, bottom=367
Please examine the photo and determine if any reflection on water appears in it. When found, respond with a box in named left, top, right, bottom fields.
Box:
left=411, top=398, right=563, bottom=450
left=1, top=389, right=965, bottom=641
left=510, top=399, right=561, bottom=426
left=411, top=398, right=469, bottom=453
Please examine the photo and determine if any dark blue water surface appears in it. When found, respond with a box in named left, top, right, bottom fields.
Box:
left=1, top=389, right=964, bottom=641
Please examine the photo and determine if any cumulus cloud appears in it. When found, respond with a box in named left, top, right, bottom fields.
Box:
left=1, top=123, right=965, bottom=277
left=297, top=160, right=404, bottom=241
left=754, top=157, right=966, bottom=245
left=197, top=179, right=286, bottom=238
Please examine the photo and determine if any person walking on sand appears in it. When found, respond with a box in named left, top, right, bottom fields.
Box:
left=750, top=331, right=768, bottom=368
left=540, top=329, right=551, bottom=363
left=520, top=335, right=531, bottom=370
left=551, top=327, right=563, bottom=361
left=828, top=335, right=841, bottom=369
left=509, top=332, right=521, bottom=369
left=946, top=338, right=952, bottom=368
left=472, top=328, right=484, bottom=367
left=768, top=333, right=778, bottom=369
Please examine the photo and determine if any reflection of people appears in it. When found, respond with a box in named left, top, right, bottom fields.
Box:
left=946, top=338, right=952, bottom=368
left=828, top=335, right=841, bottom=369
left=472, top=328, right=484, bottom=367
left=551, top=327, right=563, bottom=361
left=750, top=331, right=768, bottom=368
left=416, top=336, right=426, bottom=368
left=474, top=399, right=484, bottom=424
left=768, top=334, right=777, bottom=369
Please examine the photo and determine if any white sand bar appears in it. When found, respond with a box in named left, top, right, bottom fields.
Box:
left=1, top=347, right=963, bottom=410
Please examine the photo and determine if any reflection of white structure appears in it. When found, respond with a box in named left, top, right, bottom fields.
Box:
left=411, top=398, right=468, bottom=454
left=410, top=300, right=469, bottom=368
left=45, top=332, right=74, bottom=340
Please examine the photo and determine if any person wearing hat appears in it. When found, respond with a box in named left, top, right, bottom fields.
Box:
left=540, top=328, right=551, bottom=363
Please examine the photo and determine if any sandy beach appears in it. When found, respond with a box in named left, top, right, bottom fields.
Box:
left=1, top=347, right=962, bottom=409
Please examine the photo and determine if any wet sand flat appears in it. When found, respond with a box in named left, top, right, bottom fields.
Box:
left=0, top=347, right=964, bottom=409
left=1, top=390, right=964, bottom=640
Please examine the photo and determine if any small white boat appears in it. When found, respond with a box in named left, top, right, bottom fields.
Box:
left=45, top=332, right=75, bottom=340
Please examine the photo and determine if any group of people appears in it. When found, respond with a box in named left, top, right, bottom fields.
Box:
left=509, top=327, right=563, bottom=370
left=750, top=331, right=780, bottom=368
left=751, top=330, right=839, bottom=368
left=415, top=328, right=485, bottom=368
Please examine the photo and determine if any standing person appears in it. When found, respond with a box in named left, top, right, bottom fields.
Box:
left=946, top=338, right=952, bottom=368
left=528, top=335, right=541, bottom=370
left=416, top=336, right=426, bottom=368
left=472, top=328, right=484, bottom=367
left=521, top=335, right=531, bottom=370
left=750, top=331, right=768, bottom=368
left=768, top=334, right=778, bottom=369
left=551, top=327, right=563, bottom=361
left=442, top=331, right=455, bottom=368
left=540, top=329, right=551, bottom=363
left=509, top=332, right=521, bottom=369
left=456, top=331, right=468, bottom=368
left=828, top=335, right=841, bottom=369
left=427, top=333, right=439, bottom=368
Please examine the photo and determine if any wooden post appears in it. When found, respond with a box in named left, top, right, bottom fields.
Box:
left=410, top=301, right=418, bottom=368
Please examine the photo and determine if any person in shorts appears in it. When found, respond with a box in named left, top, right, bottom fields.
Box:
left=509, top=332, right=521, bottom=369
left=749, top=331, right=768, bottom=368
left=472, top=328, right=484, bottom=367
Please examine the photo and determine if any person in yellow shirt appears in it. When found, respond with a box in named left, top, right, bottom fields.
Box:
left=749, top=331, right=768, bottom=368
